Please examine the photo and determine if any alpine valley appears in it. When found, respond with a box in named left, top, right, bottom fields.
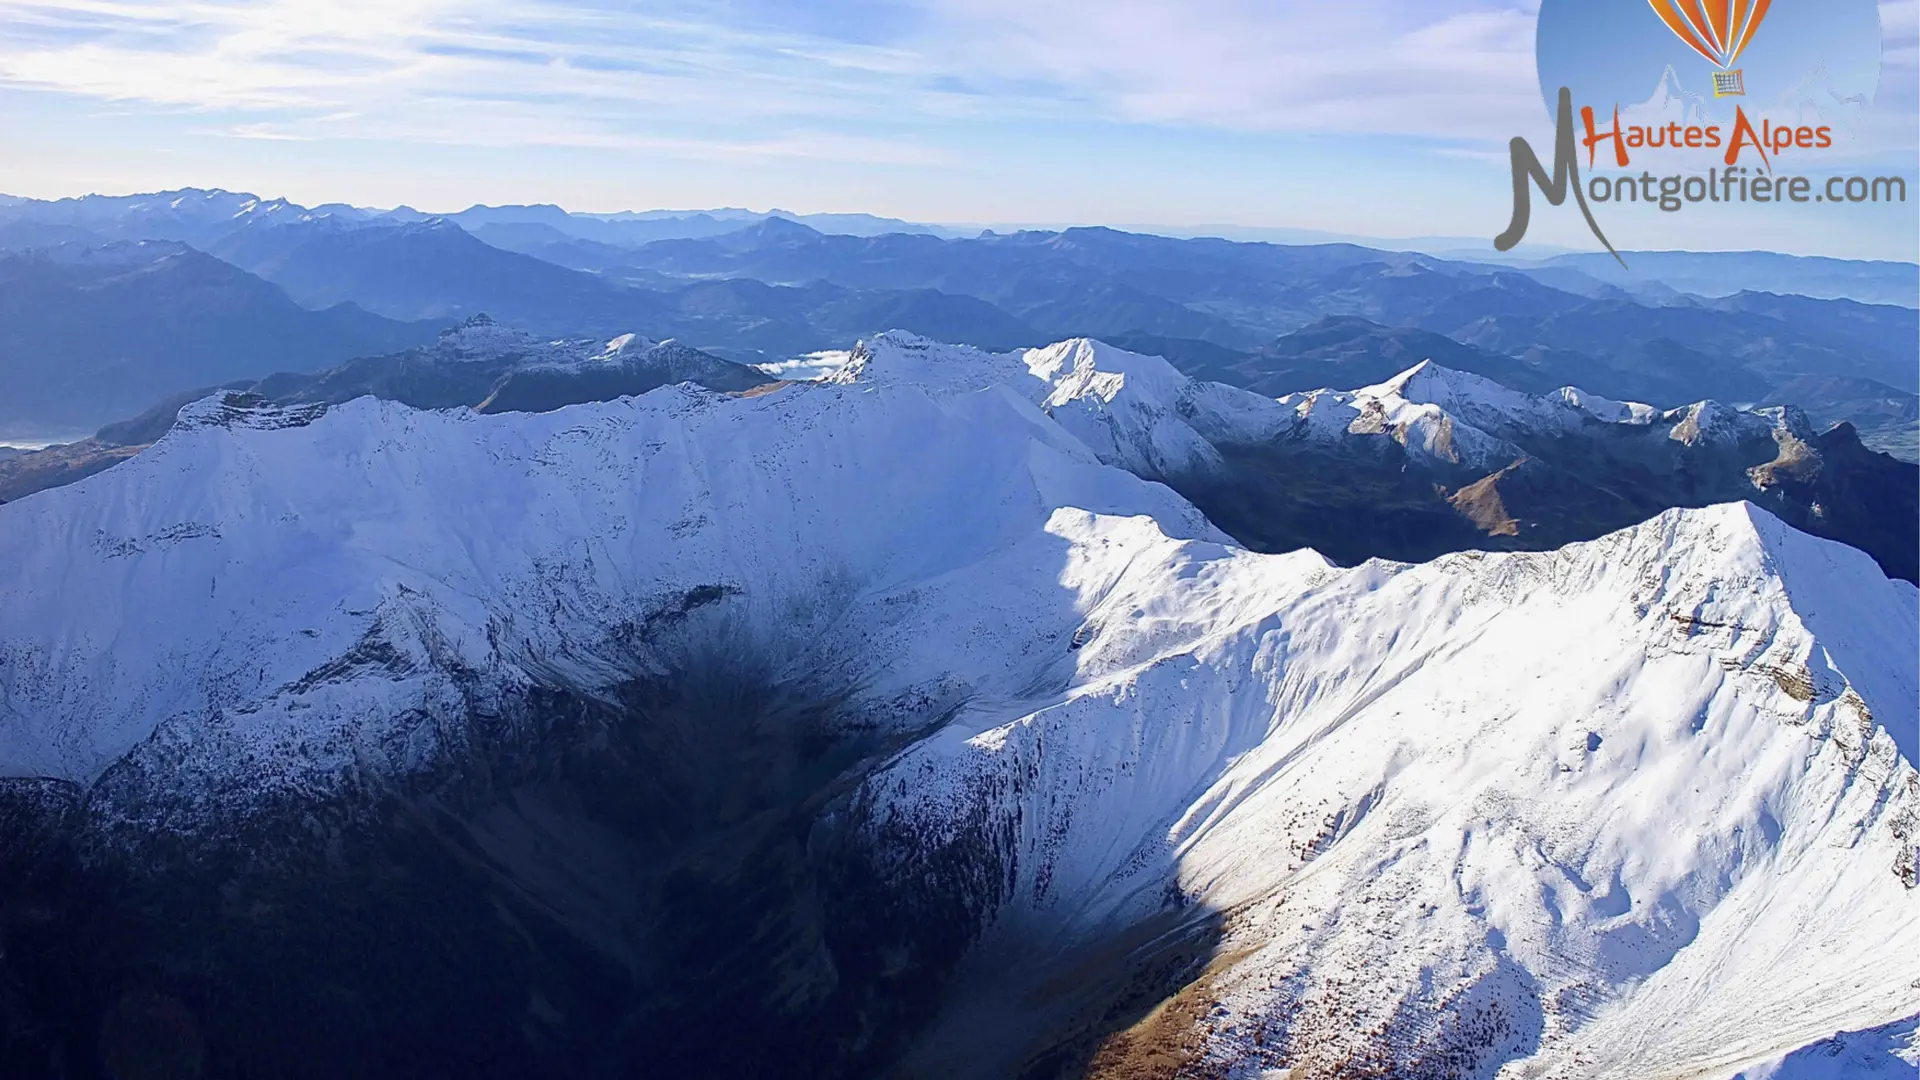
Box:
left=0, top=326, right=1914, bottom=1080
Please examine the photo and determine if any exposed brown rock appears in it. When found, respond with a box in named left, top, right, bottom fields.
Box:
left=1446, top=458, right=1527, bottom=537
left=1085, top=950, right=1253, bottom=1080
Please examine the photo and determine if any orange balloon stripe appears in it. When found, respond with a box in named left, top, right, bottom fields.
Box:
left=1726, top=0, right=1772, bottom=67
left=1702, top=0, right=1733, bottom=54
left=1648, top=0, right=1724, bottom=66
left=1675, top=0, right=1727, bottom=61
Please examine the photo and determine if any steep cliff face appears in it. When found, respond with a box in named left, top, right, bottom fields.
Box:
left=0, top=333, right=1912, bottom=1079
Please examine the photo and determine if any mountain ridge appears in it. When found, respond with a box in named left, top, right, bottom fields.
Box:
left=8, top=328, right=1911, bottom=586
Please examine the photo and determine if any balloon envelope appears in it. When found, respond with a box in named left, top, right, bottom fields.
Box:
left=1647, top=0, right=1772, bottom=69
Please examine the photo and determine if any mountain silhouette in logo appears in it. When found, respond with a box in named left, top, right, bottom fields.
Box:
left=1775, top=62, right=1872, bottom=124
left=1632, top=64, right=1712, bottom=125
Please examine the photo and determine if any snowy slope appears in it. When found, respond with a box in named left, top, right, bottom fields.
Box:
left=826, top=332, right=1292, bottom=478
left=0, top=355, right=1217, bottom=791
left=863, top=500, right=1917, bottom=1077
left=0, top=331, right=1912, bottom=1078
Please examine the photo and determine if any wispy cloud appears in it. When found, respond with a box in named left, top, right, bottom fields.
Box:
left=0, top=0, right=972, bottom=162
left=0, top=0, right=1552, bottom=153
left=914, top=0, right=1544, bottom=138
left=0, top=0, right=1903, bottom=160
left=1885, top=0, right=1919, bottom=60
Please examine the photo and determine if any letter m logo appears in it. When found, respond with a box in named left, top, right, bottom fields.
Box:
left=1495, top=87, right=1624, bottom=267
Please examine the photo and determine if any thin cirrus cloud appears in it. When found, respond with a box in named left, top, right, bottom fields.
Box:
left=916, top=0, right=1547, bottom=139
left=0, top=0, right=1557, bottom=155
left=0, top=0, right=980, bottom=162
left=1883, top=0, right=1919, bottom=73
left=9, top=0, right=1911, bottom=157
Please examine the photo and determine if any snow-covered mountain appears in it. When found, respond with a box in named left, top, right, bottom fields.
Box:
left=0, top=315, right=769, bottom=506
left=864, top=496, right=1916, bottom=1077
left=6, top=326, right=1912, bottom=581
left=820, top=335, right=1915, bottom=584
left=1280, top=358, right=1795, bottom=469
left=0, top=188, right=347, bottom=248
left=0, top=330, right=1911, bottom=1078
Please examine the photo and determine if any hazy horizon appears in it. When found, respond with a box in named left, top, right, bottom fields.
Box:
left=3, top=1, right=1915, bottom=261
left=11, top=182, right=1920, bottom=265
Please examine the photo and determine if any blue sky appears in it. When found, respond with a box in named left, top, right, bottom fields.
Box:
left=0, top=0, right=1914, bottom=259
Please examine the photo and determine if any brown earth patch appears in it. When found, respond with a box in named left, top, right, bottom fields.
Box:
left=1446, top=458, right=1527, bottom=537
left=1083, top=948, right=1256, bottom=1080
left=734, top=380, right=794, bottom=399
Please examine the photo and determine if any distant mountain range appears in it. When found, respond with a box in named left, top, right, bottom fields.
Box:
left=0, top=188, right=960, bottom=249
left=5, top=187, right=1912, bottom=303
left=205, top=218, right=653, bottom=329
left=422, top=201, right=965, bottom=241
left=0, top=188, right=1912, bottom=460
left=1524, top=249, right=1920, bottom=308
left=584, top=223, right=1916, bottom=403
left=0, top=241, right=435, bottom=438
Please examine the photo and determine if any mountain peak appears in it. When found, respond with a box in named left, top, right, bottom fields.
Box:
left=433, top=313, right=540, bottom=357
left=1646, top=500, right=1916, bottom=749
left=1554, top=385, right=1660, bottom=424
left=828, top=331, right=1023, bottom=393
left=593, top=332, right=661, bottom=359
left=1023, top=336, right=1187, bottom=407
left=461, top=202, right=564, bottom=214
left=1664, top=398, right=1760, bottom=445
left=1365, top=357, right=1436, bottom=392
left=1360, top=360, right=1583, bottom=440
left=173, top=391, right=330, bottom=434
left=742, top=215, right=820, bottom=239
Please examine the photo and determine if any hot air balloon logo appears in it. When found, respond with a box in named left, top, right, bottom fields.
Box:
left=1648, top=0, right=1772, bottom=97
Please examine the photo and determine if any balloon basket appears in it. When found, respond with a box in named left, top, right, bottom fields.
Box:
left=1712, top=69, right=1746, bottom=97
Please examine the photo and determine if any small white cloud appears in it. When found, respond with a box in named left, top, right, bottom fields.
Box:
left=757, top=351, right=853, bottom=380
left=215, top=123, right=318, bottom=141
